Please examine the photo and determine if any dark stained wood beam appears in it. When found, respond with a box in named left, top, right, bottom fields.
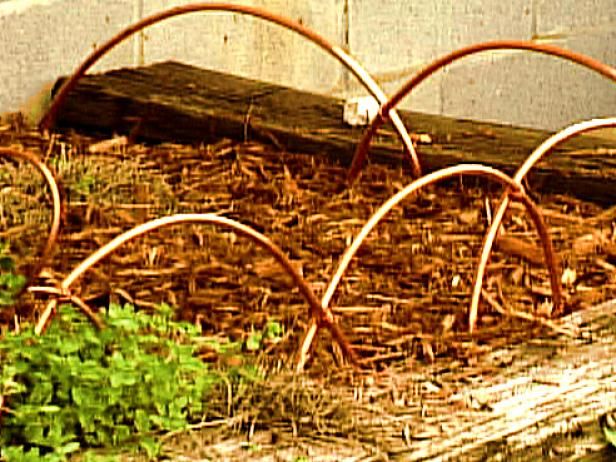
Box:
left=52, top=60, right=616, bottom=205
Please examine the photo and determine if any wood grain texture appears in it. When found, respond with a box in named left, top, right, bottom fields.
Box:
left=395, top=298, right=616, bottom=461
left=52, top=60, right=616, bottom=205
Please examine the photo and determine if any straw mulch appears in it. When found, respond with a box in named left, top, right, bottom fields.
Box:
left=1, top=121, right=616, bottom=460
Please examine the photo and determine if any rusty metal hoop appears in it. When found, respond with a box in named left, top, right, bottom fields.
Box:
left=0, top=148, right=62, bottom=289
left=38, top=2, right=421, bottom=178
left=348, top=40, right=616, bottom=183
left=296, top=164, right=561, bottom=370
left=470, top=117, right=616, bottom=332
left=33, top=213, right=358, bottom=366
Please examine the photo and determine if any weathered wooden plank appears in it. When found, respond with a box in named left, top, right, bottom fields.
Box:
left=389, top=299, right=616, bottom=461
left=52, top=60, right=616, bottom=205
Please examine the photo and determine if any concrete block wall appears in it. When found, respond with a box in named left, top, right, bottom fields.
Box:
left=0, top=0, right=138, bottom=113
left=346, top=0, right=616, bottom=129
left=0, top=0, right=614, bottom=130
left=139, top=1, right=347, bottom=95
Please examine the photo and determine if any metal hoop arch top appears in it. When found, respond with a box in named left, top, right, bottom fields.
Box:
left=296, top=164, right=560, bottom=369
left=0, top=148, right=62, bottom=286
left=323, top=164, right=560, bottom=311
left=34, top=213, right=358, bottom=364
left=469, top=117, right=616, bottom=332
left=348, top=40, right=616, bottom=182
left=38, top=2, right=420, bottom=178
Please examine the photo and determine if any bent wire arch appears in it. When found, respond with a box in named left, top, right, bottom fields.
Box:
left=38, top=2, right=421, bottom=178
left=0, top=148, right=62, bottom=289
left=348, top=40, right=616, bottom=183
left=296, top=164, right=561, bottom=370
left=33, top=213, right=358, bottom=365
left=470, top=117, right=616, bottom=332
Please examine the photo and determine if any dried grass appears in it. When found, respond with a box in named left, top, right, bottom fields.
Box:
left=1, top=124, right=615, bottom=459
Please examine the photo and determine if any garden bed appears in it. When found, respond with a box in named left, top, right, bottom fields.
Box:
left=1, top=123, right=616, bottom=460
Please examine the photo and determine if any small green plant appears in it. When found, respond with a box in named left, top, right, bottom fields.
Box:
left=70, top=174, right=97, bottom=197
left=245, top=320, right=284, bottom=352
left=0, top=302, right=250, bottom=461
left=0, top=241, right=26, bottom=306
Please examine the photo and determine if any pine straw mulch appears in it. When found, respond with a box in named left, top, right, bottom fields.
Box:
left=1, top=123, right=616, bottom=460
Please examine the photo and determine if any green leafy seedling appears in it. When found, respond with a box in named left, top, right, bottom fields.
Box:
left=246, top=329, right=263, bottom=352
left=600, top=412, right=616, bottom=448
left=0, top=241, right=26, bottom=306
left=0, top=303, right=259, bottom=461
left=264, top=320, right=284, bottom=343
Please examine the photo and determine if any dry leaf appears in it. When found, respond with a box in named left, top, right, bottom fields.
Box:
left=88, top=135, right=128, bottom=154
left=441, top=314, right=456, bottom=334
left=458, top=209, right=480, bottom=225
left=509, top=266, right=525, bottom=285
left=496, top=235, right=549, bottom=266
left=573, top=231, right=609, bottom=255
left=252, top=257, right=303, bottom=283
left=561, top=267, right=577, bottom=287
left=536, top=299, right=554, bottom=317
left=411, top=133, right=433, bottom=144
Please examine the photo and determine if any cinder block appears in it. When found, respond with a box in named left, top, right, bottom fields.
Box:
left=0, top=0, right=136, bottom=112
left=440, top=0, right=534, bottom=50
left=0, top=0, right=612, bottom=131
left=348, top=0, right=443, bottom=72
left=439, top=29, right=616, bottom=130
left=346, top=0, right=445, bottom=114
left=346, top=0, right=535, bottom=119
left=535, top=0, right=616, bottom=36
left=141, top=0, right=347, bottom=96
